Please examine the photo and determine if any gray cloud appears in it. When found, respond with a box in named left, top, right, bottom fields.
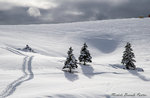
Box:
left=0, top=0, right=150, bottom=24
left=0, top=7, right=43, bottom=25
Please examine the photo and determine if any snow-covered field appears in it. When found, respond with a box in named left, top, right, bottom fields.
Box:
left=0, top=18, right=150, bottom=98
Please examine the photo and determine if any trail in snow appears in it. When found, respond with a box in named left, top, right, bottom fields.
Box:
left=0, top=18, right=150, bottom=98
left=0, top=47, right=34, bottom=98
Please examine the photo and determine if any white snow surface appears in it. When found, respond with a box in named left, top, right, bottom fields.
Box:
left=0, top=18, right=150, bottom=98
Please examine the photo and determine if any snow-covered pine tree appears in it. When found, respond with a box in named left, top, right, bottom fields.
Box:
left=79, top=43, right=92, bottom=65
left=121, top=42, right=136, bottom=70
left=62, top=47, right=78, bottom=73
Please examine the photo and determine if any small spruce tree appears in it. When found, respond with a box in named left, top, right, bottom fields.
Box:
left=79, top=43, right=92, bottom=65
left=121, top=42, right=136, bottom=70
left=63, top=47, right=78, bottom=73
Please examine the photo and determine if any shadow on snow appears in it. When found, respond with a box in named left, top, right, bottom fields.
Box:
left=0, top=47, right=34, bottom=98
left=80, top=64, right=94, bottom=78
left=80, top=63, right=125, bottom=79
left=44, top=94, right=111, bottom=98
left=109, top=64, right=150, bottom=81
left=63, top=71, right=79, bottom=82
left=85, top=35, right=119, bottom=53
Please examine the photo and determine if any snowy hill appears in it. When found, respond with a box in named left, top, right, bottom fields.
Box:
left=0, top=18, right=150, bottom=98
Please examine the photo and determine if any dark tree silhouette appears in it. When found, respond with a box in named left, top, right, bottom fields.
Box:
left=122, top=42, right=136, bottom=70
left=63, top=47, right=78, bottom=73
left=79, top=43, right=92, bottom=65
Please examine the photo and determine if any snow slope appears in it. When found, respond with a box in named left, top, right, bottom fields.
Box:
left=0, top=18, right=150, bottom=98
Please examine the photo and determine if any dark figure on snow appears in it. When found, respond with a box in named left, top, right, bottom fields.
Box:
left=23, top=45, right=34, bottom=52
left=25, top=45, right=30, bottom=49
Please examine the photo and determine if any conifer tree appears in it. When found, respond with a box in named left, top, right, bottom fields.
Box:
left=122, top=42, right=136, bottom=70
left=63, top=47, right=78, bottom=73
left=79, top=43, right=92, bottom=65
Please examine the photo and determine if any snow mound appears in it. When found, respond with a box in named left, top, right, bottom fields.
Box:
left=0, top=18, right=150, bottom=98
left=17, top=45, right=36, bottom=53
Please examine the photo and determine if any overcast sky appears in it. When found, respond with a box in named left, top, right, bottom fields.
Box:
left=0, top=0, right=150, bottom=24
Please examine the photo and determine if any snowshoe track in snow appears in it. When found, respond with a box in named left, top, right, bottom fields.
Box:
left=0, top=47, right=34, bottom=98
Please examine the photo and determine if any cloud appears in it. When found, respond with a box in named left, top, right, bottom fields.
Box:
left=27, top=7, right=41, bottom=17
left=0, top=7, right=44, bottom=25
left=0, top=0, right=150, bottom=24
left=0, top=0, right=57, bottom=9
left=41, top=0, right=150, bottom=23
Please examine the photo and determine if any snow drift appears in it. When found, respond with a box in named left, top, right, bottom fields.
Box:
left=0, top=18, right=150, bottom=98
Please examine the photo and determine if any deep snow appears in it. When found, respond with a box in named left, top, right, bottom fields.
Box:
left=0, top=18, right=150, bottom=98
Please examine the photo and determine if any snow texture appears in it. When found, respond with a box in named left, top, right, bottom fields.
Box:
left=0, top=18, right=150, bottom=98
